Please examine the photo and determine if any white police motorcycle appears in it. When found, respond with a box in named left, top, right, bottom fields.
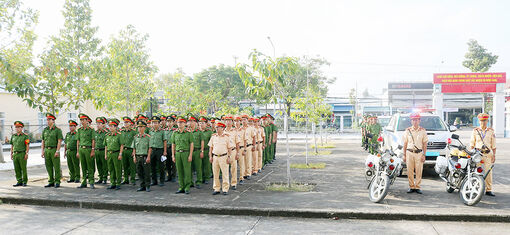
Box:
left=365, top=137, right=404, bottom=203
left=435, top=134, right=491, bottom=206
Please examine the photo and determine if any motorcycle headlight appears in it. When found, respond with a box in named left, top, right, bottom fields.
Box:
left=381, top=153, right=391, bottom=163
left=472, top=153, right=482, bottom=163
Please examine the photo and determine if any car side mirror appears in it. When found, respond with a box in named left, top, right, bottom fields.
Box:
left=397, top=145, right=403, bottom=150
left=449, top=126, right=457, bottom=132
left=451, top=134, right=459, bottom=140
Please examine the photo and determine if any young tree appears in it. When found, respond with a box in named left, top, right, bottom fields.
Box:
left=90, top=25, right=158, bottom=116
left=462, top=39, right=498, bottom=73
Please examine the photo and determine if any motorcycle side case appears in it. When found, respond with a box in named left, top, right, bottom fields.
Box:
left=435, top=155, right=448, bottom=175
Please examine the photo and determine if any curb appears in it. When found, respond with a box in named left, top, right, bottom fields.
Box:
left=1, top=196, right=509, bottom=223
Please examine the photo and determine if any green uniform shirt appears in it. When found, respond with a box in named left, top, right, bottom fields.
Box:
left=369, top=123, right=382, bottom=142
left=189, top=128, right=202, bottom=150
left=42, top=126, right=63, bottom=147
left=104, top=132, right=122, bottom=151
left=94, top=129, right=107, bottom=149
left=65, top=131, right=78, bottom=151
left=132, top=133, right=151, bottom=155
left=170, top=129, right=193, bottom=151
left=11, top=133, right=29, bottom=152
left=201, top=129, right=213, bottom=151
left=77, top=126, right=94, bottom=147
left=120, top=127, right=137, bottom=148
left=149, top=128, right=166, bottom=148
left=164, top=128, right=174, bottom=148
left=264, top=125, right=271, bottom=144
left=271, top=123, right=278, bottom=141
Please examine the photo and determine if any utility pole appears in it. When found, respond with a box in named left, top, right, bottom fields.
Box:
left=267, top=36, right=276, bottom=117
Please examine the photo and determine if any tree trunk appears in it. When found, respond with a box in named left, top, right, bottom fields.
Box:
left=313, top=123, right=318, bottom=154
left=305, top=119, right=309, bottom=166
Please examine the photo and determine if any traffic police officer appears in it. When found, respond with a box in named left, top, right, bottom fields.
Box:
left=402, top=113, right=427, bottom=194
left=132, top=120, right=152, bottom=192
left=41, top=113, right=63, bottom=188
left=470, top=113, right=497, bottom=197
left=208, top=121, right=233, bottom=195
left=164, top=114, right=177, bottom=182
left=199, top=116, right=213, bottom=184
left=224, top=115, right=240, bottom=189
left=65, top=120, right=80, bottom=183
left=187, top=115, right=203, bottom=188
left=9, top=121, right=30, bottom=187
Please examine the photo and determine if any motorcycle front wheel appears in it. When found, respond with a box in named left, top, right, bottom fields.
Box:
left=459, top=174, right=485, bottom=206
left=368, top=174, right=390, bottom=203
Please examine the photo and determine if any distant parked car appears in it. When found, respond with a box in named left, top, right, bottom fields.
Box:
left=377, top=116, right=391, bottom=128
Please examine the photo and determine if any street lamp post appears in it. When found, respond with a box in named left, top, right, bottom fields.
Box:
left=267, top=36, right=276, bottom=116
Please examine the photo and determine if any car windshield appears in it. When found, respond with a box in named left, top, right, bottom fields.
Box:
left=397, top=116, right=447, bottom=131
left=378, top=118, right=390, bottom=127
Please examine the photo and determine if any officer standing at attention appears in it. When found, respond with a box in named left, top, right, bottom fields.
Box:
left=9, top=121, right=30, bottom=187
left=94, top=117, right=108, bottom=184
left=199, top=116, right=213, bottom=184
left=149, top=116, right=167, bottom=187
left=76, top=113, right=96, bottom=189
left=65, top=120, right=80, bottom=183
left=209, top=121, right=233, bottom=195
left=224, top=115, right=240, bottom=190
left=402, top=113, right=427, bottom=194
left=132, top=120, right=152, bottom=192
left=104, top=118, right=124, bottom=190
left=164, top=115, right=177, bottom=182
left=171, top=116, right=194, bottom=194
left=234, top=116, right=246, bottom=184
left=368, top=116, right=382, bottom=155
left=470, top=113, right=497, bottom=197
left=41, top=113, right=63, bottom=188
left=120, top=116, right=137, bottom=185
left=187, top=115, right=203, bottom=188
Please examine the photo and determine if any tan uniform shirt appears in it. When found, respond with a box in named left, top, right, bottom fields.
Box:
left=257, top=126, right=265, bottom=142
left=470, top=127, right=496, bottom=154
left=244, top=126, right=256, bottom=145
left=236, top=127, right=246, bottom=147
left=225, top=128, right=240, bottom=149
left=403, top=127, right=428, bottom=150
left=208, top=133, right=233, bottom=155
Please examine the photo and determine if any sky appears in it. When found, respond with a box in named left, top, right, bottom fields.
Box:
left=24, top=0, right=510, bottom=97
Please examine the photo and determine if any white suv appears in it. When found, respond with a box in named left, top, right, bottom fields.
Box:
left=382, top=113, right=456, bottom=167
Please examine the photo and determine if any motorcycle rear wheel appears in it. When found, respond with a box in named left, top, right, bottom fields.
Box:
left=368, top=174, right=390, bottom=203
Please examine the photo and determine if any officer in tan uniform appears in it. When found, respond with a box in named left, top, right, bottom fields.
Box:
left=254, top=117, right=265, bottom=174
left=208, top=121, right=233, bottom=195
left=402, top=113, right=428, bottom=194
left=224, top=115, right=240, bottom=190
left=234, top=116, right=246, bottom=184
left=470, top=113, right=497, bottom=197
left=243, top=115, right=256, bottom=177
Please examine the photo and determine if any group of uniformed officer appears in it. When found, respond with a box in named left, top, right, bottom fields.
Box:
left=360, top=115, right=381, bottom=155
left=6, top=112, right=279, bottom=195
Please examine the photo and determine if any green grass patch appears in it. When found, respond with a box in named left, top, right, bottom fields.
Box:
left=265, top=182, right=315, bottom=192
left=291, top=163, right=326, bottom=169
left=302, top=150, right=332, bottom=156
left=310, top=144, right=335, bottom=149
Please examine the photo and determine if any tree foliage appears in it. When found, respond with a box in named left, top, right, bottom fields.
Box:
left=90, top=25, right=158, bottom=116
left=462, top=39, right=498, bottom=72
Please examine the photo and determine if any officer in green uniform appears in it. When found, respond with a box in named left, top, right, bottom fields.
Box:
left=199, top=116, right=213, bottom=184
left=267, top=114, right=278, bottom=162
left=76, top=113, right=96, bottom=189
left=171, top=116, right=194, bottom=194
left=9, top=121, right=30, bottom=187
left=64, top=120, right=80, bottom=183
left=94, top=117, right=108, bottom=184
left=149, top=116, right=167, bottom=186
left=164, top=114, right=177, bottom=182
left=121, top=116, right=137, bottom=185
left=132, top=120, right=152, bottom=192
left=104, top=118, right=124, bottom=190
left=262, top=116, right=271, bottom=166
left=187, top=115, right=203, bottom=188
left=368, top=116, right=382, bottom=155
left=360, top=115, right=368, bottom=150
left=41, top=113, right=63, bottom=188
left=136, top=114, right=151, bottom=134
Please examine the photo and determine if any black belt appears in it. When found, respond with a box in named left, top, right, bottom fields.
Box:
left=124, top=147, right=133, bottom=150
left=107, top=150, right=120, bottom=154
left=246, top=144, right=253, bottom=147
left=152, top=147, right=163, bottom=150
left=407, top=149, right=422, bottom=153
left=45, top=146, right=57, bottom=149
left=136, top=154, right=148, bottom=157
left=94, top=148, right=105, bottom=151
left=176, top=150, right=189, bottom=153
left=213, top=153, right=228, bottom=157
left=476, top=148, right=491, bottom=154
left=80, top=146, right=92, bottom=149
left=231, top=148, right=236, bottom=151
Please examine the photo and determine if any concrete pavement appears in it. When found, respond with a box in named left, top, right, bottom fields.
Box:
left=1, top=130, right=509, bottom=222
left=1, top=204, right=510, bottom=235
